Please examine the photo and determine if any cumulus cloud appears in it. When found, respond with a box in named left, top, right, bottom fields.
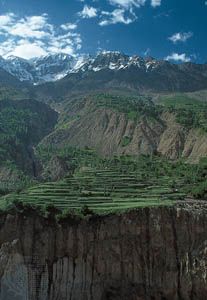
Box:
left=0, top=13, right=81, bottom=59
left=10, top=41, right=48, bottom=59
left=60, top=23, right=77, bottom=30
left=78, top=0, right=161, bottom=26
left=168, top=32, right=193, bottom=44
left=9, top=15, right=52, bottom=39
left=151, top=0, right=161, bottom=7
left=0, top=13, right=14, bottom=27
left=109, top=0, right=146, bottom=9
left=78, top=5, right=98, bottom=18
left=165, top=53, right=191, bottom=63
left=99, top=9, right=134, bottom=26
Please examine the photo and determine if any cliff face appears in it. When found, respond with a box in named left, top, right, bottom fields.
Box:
left=0, top=205, right=207, bottom=300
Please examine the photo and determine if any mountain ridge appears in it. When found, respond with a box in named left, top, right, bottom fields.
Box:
left=0, top=51, right=207, bottom=89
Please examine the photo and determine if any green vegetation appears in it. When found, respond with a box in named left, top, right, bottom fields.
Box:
left=159, top=95, right=204, bottom=109
left=1, top=93, right=207, bottom=215
left=160, top=94, right=207, bottom=132
left=60, top=93, right=207, bottom=136
left=0, top=98, right=57, bottom=196
left=121, top=136, right=132, bottom=147
left=189, top=158, right=207, bottom=199
left=0, top=162, right=34, bottom=195
left=36, top=145, right=99, bottom=170
left=0, top=102, right=39, bottom=168
left=63, top=93, right=207, bottom=134
left=57, top=93, right=163, bottom=128
left=0, top=164, right=175, bottom=213
left=191, top=180, right=207, bottom=199
left=0, top=107, right=37, bottom=142
left=0, top=87, right=29, bottom=101
left=2, top=146, right=207, bottom=214
left=94, top=93, right=162, bottom=122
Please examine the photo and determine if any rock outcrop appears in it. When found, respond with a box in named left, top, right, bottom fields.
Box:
left=0, top=205, right=206, bottom=300
left=41, top=155, right=70, bottom=181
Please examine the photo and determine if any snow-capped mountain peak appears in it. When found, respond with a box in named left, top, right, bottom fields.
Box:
left=31, top=53, right=76, bottom=83
left=0, top=53, right=77, bottom=84
left=71, top=51, right=162, bottom=74
left=0, top=51, right=164, bottom=85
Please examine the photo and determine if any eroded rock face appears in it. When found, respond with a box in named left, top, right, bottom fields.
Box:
left=0, top=206, right=206, bottom=300
left=41, top=156, right=70, bottom=181
left=41, top=108, right=207, bottom=163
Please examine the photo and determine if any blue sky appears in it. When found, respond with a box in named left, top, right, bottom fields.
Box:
left=0, top=0, right=206, bottom=62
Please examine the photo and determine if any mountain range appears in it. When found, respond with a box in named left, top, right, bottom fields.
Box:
left=0, top=53, right=76, bottom=84
left=1, top=51, right=207, bottom=300
left=0, top=51, right=207, bottom=94
left=1, top=51, right=207, bottom=186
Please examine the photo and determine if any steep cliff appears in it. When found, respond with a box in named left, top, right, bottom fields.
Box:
left=0, top=204, right=206, bottom=300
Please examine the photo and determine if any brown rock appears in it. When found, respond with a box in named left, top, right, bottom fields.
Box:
left=0, top=206, right=206, bottom=299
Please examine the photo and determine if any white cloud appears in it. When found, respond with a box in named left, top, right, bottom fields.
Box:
left=11, top=40, right=47, bottom=59
left=98, top=0, right=147, bottom=26
left=78, top=5, right=98, bottom=18
left=0, top=13, right=14, bottom=27
left=0, top=14, right=53, bottom=39
left=99, top=9, right=134, bottom=26
left=165, top=53, right=191, bottom=63
left=61, top=23, right=77, bottom=30
left=0, top=13, right=82, bottom=59
left=168, top=32, right=193, bottom=44
left=0, top=39, right=16, bottom=57
left=78, top=0, right=158, bottom=27
left=109, top=0, right=146, bottom=9
left=151, top=0, right=161, bottom=7
left=10, top=17, right=51, bottom=39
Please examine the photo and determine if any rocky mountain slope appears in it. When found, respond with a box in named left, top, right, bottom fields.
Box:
left=0, top=67, right=31, bottom=102
left=40, top=94, right=207, bottom=163
left=0, top=204, right=206, bottom=300
left=0, top=67, right=26, bottom=89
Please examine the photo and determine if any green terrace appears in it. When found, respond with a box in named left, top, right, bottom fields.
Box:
left=0, top=163, right=186, bottom=213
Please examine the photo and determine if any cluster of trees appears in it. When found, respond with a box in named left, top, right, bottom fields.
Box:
left=176, top=109, right=207, bottom=132
left=1, top=199, right=95, bottom=221
left=160, top=95, right=207, bottom=132
left=0, top=107, right=37, bottom=163
left=94, top=93, right=161, bottom=122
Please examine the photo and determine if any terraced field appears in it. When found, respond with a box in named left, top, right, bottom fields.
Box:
left=1, top=165, right=186, bottom=213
